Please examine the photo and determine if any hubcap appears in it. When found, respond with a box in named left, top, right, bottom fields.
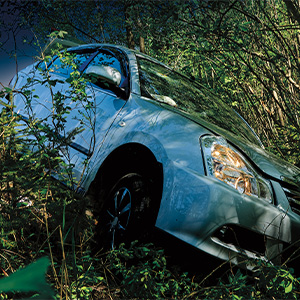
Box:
left=106, top=187, right=131, bottom=249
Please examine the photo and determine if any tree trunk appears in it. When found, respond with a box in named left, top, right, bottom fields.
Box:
left=284, top=0, right=300, bottom=24
left=124, top=2, right=135, bottom=49
left=139, top=36, right=145, bottom=53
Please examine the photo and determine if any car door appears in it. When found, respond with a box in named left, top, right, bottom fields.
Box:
left=59, top=47, right=129, bottom=189
left=13, top=46, right=129, bottom=191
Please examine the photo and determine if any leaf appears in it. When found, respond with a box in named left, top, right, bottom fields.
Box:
left=0, top=99, right=11, bottom=108
left=48, top=80, right=57, bottom=87
left=58, top=30, right=68, bottom=38
left=285, top=282, right=293, bottom=293
left=0, top=257, right=54, bottom=299
left=3, top=87, right=12, bottom=93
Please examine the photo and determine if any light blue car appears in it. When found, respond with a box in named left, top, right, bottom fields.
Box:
left=9, top=44, right=300, bottom=269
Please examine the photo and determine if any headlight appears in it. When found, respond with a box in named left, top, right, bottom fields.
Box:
left=201, top=135, right=273, bottom=202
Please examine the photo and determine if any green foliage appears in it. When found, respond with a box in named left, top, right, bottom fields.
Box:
left=106, top=241, right=199, bottom=299
left=152, top=0, right=300, bottom=166
left=0, top=36, right=99, bottom=299
left=101, top=242, right=300, bottom=300
left=0, top=257, right=54, bottom=299
left=2, top=7, right=300, bottom=298
left=256, top=263, right=300, bottom=299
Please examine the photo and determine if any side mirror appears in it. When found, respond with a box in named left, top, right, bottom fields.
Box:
left=85, top=65, right=122, bottom=86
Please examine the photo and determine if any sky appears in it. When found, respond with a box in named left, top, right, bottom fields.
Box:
left=0, top=3, right=38, bottom=87
left=0, top=30, right=37, bottom=86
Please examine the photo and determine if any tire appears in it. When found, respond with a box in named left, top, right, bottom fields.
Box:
left=95, top=173, right=153, bottom=249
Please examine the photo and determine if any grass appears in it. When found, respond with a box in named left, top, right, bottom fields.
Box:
left=1, top=151, right=299, bottom=299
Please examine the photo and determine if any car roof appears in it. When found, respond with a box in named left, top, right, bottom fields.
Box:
left=67, top=43, right=169, bottom=68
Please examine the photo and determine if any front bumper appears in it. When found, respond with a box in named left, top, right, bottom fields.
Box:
left=155, top=161, right=300, bottom=266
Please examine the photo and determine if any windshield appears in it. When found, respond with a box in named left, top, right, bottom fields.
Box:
left=137, top=56, right=261, bottom=146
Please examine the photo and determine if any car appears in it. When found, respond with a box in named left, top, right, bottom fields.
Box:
left=7, top=43, right=300, bottom=270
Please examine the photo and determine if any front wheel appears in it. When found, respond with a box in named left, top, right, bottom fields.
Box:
left=96, top=173, right=153, bottom=249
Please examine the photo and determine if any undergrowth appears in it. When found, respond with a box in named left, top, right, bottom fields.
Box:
left=0, top=32, right=300, bottom=299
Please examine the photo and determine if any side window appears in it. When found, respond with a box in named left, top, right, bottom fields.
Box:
left=85, top=51, right=126, bottom=87
left=48, top=56, right=71, bottom=75
left=48, top=52, right=92, bottom=76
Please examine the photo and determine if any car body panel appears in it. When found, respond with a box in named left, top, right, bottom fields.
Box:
left=6, top=43, right=300, bottom=267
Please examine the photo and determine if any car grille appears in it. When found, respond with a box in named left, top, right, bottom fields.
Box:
left=282, top=186, right=300, bottom=215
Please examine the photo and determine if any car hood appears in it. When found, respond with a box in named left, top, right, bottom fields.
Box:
left=227, top=134, right=300, bottom=186
left=170, top=106, right=300, bottom=186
